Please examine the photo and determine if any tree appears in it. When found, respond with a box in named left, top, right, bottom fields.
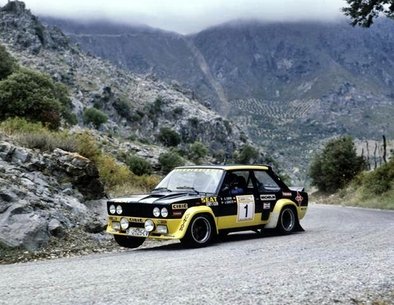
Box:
left=309, top=136, right=366, bottom=193
left=0, top=44, right=17, bottom=81
left=343, top=0, right=394, bottom=27
left=0, top=68, right=66, bottom=129
left=158, top=127, right=181, bottom=147
left=159, top=150, right=184, bottom=174
left=83, top=107, right=108, bottom=129
left=126, top=155, right=153, bottom=176
left=236, top=145, right=259, bottom=164
left=189, top=141, right=208, bottom=164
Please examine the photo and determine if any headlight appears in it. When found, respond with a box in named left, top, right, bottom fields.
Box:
left=116, top=205, right=123, bottom=215
left=144, top=219, right=155, bottom=232
left=120, top=218, right=129, bottom=230
left=156, top=225, right=168, bottom=234
left=112, top=221, right=120, bottom=231
left=161, top=208, right=168, bottom=218
left=153, top=207, right=160, bottom=217
left=109, top=204, right=116, bottom=214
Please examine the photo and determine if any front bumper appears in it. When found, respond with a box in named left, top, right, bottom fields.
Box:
left=106, top=215, right=186, bottom=240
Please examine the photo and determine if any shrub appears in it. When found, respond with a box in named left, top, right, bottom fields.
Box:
left=189, top=141, right=208, bottom=164
left=362, top=158, right=394, bottom=195
left=309, top=136, right=366, bottom=193
left=113, top=97, right=131, bottom=120
left=74, top=132, right=101, bottom=161
left=0, top=117, right=45, bottom=135
left=158, top=127, right=181, bottom=147
left=236, top=145, right=259, bottom=164
left=96, top=154, right=132, bottom=190
left=16, top=131, right=76, bottom=152
left=159, top=150, right=185, bottom=174
left=0, top=68, right=66, bottom=129
left=126, top=155, right=153, bottom=176
left=83, top=107, right=108, bottom=129
left=0, top=44, right=17, bottom=81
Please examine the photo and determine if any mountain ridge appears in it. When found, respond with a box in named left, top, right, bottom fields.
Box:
left=42, top=16, right=394, bottom=180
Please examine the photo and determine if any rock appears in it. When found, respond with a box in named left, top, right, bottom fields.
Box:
left=0, top=204, right=49, bottom=251
left=0, top=139, right=107, bottom=251
left=84, top=220, right=105, bottom=234
left=48, top=219, right=65, bottom=237
left=11, top=148, right=31, bottom=164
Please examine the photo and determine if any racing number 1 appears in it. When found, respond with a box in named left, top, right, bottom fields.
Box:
left=236, top=195, right=255, bottom=222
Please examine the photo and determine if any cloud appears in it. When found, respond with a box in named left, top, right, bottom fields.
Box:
left=1, top=0, right=347, bottom=34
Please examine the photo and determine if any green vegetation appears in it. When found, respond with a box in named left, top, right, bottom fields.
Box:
left=159, top=150, right=185, bottom=174
left=188, top=141, right=208, bottom=164
left=236, top=144, right=259, bottom=164
left=0, top=68, right=74, bottom=130
left=0, top=44, right=17, bottom=80
left=158, top=127, right=181, bottom=147
left=113, top=97, right=132, bottom=120
left=315, top=157, right=394, bottom=210
left=0, top=118, right=159, bottom=195
left=126, top=155, right=153, bottom=176
left=309, top=136, right=365, bottom=193
left=83, top=107, right=108, bottom=129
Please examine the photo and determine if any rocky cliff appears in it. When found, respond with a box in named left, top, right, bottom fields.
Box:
left=0, top=135, right=109, bottom=260
left=0, top=1, right=250, bottom=158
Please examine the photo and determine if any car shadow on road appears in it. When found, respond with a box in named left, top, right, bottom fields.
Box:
left=135, top=229, right=304, bottom=252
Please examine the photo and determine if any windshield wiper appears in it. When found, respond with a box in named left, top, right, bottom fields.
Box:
left=176, top=186, right=199, bottom=194
left=152, top=187, right=172, bottom=192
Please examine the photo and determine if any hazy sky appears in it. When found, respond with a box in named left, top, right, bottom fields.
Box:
left=0, top=0, right=348, bottom=34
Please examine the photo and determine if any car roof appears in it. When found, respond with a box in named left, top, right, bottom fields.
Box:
left=175, top=165, right=270, bottom=171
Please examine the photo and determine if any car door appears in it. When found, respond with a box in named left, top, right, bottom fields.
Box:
left=252, top=170, right=282, bottom=222
left=217, top=170, right=263, bottom=229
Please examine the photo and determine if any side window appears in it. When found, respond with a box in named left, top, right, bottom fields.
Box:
left=221, top=170, right=250, bottom=195
left=254, top=171, right=280, bottom=192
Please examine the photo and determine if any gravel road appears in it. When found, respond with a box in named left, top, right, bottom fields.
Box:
left=1, top=204, right=393, bottom=305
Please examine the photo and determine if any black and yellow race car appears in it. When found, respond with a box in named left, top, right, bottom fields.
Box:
left=106, top=165, right=308, bottom=248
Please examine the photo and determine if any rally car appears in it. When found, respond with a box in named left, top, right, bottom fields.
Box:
left=106, top=165, right=308, bottom=248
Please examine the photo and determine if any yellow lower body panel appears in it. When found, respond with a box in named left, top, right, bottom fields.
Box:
left=107, top=216, right=187, bottom=240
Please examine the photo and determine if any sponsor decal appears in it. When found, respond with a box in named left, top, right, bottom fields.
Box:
left=295, top=191, right=304, bottom=205
left=129, top=218, right=144, bottom=223
left=282, top=192, right=292, bottom=197
left=260, top=194, right=276, bottom=201
left=263, top=202, right=271, bottom=209
left=206, top=201, right=219, bottom=207
left=179, top=213, right=190, bottom=231
left=201, top=196, right=217, bottom=204
left=172, top=203, right=188, bottom=210
left=172, top=211, right=183, bottom=217
left=222, top=197, right=235, bottom=204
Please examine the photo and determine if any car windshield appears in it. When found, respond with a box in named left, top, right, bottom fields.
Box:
left=154, top=168, right=224, bottom=194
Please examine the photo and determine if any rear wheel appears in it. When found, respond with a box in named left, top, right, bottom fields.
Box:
left=114, top=235, right=145, bottom=248
left=276, top=206, right=296, bottom=234
left=181, top=214, right=214, bottom=247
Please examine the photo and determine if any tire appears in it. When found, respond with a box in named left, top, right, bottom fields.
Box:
left=114, top=235, right=145, bottom=248
left=276, top=206, right=296, bottom=234
left=181, top=214, right=214, bottom=247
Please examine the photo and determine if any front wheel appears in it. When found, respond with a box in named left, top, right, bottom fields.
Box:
left=114, top=235, right=145, bottom=248
left=276, top=206, right=296, bottom=234
left=181, top=215, right=214, bottom=247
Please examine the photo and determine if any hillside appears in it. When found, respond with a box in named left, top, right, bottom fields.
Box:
left=0, top=1, right=250, bottom=162
left=0, top=1, right=262, bottom=260
left=43, top=17, right=394, bottom=181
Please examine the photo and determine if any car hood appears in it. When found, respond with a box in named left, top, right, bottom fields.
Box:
left=108, top=192, right=203, bottom=205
